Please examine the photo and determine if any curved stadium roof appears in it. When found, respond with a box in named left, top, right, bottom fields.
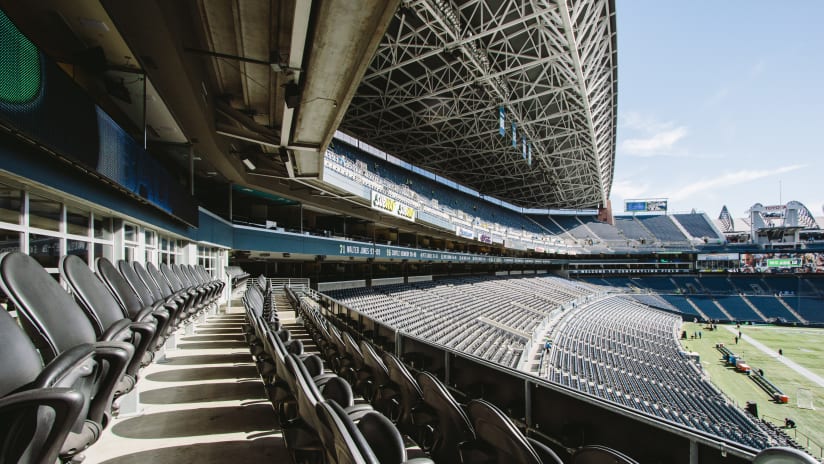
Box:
left=340, top=0, right=618, bottom=210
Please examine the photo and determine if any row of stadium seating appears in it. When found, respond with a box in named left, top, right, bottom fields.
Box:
left=546, top=297, right=792, bottom=450
left=326, top=141, right=724, bottom=250
left=585, top=276, right=824, bottom=323
left=325, top=275, right=601, bottom=369
left=295, top=282, right=650, bottom=464
left=0, top=251, right=222, bottom=463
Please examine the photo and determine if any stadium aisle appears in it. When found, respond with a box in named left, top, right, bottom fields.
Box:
left=722, top=325, right=824, bottom=388
left=83, top=308, right=286, bottom=463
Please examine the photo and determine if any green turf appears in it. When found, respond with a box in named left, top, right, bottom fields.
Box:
left=680, top=323, right=824, bottom=458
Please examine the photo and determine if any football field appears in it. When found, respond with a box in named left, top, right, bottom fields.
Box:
left=680, top=323, right=824, bottom=458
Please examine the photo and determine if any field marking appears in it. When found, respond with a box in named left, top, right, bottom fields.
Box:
left=722, top=325, right=824, bottom=388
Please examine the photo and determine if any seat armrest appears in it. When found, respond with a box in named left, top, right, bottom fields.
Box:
left=133, top=305, right=157, bottom=322
left=87, top=341, right=133, bottom=424
left=99, top=319, right=134, bottom=343
left=0, top=387, right=85, bottom=464
left=32, top=343, right=97, bottom=389
left=527, top=437, right=564, bottom=464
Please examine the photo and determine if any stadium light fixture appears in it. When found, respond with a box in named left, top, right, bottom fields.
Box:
left=242, top=158, right=256, bottom=170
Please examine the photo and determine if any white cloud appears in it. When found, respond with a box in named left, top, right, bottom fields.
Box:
left=620, top=111, right=674, bottom=133
left=611, top=178, right=649, bottom=201
left=666, top=164, right=806, bottom=201
left=620, top=126, right=688, bottom=156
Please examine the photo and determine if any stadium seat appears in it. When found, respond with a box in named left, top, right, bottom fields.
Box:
left=465, top=399, right=563, bottom=464
left=0, top=307, right=92, bottom=463
left=415, top=371, right=476, bottom=463
left=0, top=252, right=135, bottom=405
left=96, top=259, right=178, bottom=347
left=752, top=447, right=819, bottom=464
left=316, top=399, right=435, bottom=464
left=0, top=251, right=134, bottom=459
left=360, top=339, right=398, bottom=413
left=572, top=445, right=639, bottom=464
left=382, top=351, right=424, bottom=437
left=60, top=255, right=157, bottom=373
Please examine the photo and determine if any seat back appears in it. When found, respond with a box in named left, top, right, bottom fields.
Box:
left=146, top=262, right=174, bottom=297
left=95, top=258, right=146, bottom=319
left=467, top=399, right=546, bottom=464
left=356, top=410, right=407, bottom=464
left=132, top=262, right=165, bottom=303
left=382, top=351, right=422, bottom=434
left=59, top=255, right=127, bottom=337
left=117, top=260, right=157, bottom=307
left=160, top=263, right=184, bottom=292
left=417, top=371, right=475, bottom=463
left=316, top=399, right=374, bottom=464
left=0, top=252, right=97, bottom=362
left=287, top=354, right=323, bottom=433
left=360, top=340, right=390, bottom=388
left=0, top=309, right=90, bottom=464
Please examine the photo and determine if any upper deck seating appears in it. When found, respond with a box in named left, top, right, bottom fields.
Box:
left=672, top=213, right=721, bottom=239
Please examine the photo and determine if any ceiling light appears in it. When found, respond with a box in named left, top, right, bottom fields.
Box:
left=242, top=158, right=256, bottom=170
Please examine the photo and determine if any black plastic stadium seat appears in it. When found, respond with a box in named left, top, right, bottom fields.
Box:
left=382, top=351, right=425, bottom=438
left=60, top=255, right=157, bottom=375
left=415, top=371, right=476, bottom=463
left=316, top=399, right=435, bottom=464
left=360, top=339, right=398, bottom=414
left=0, top=307, right=94, bottom=464
left=0, top=252, right=135, bottom=461
left=466, top=399, right=563, bottom=464
left=97, top=258, right=178, bottom=343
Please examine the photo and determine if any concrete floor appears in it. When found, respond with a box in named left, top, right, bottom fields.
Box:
left=84, top=305, right=288, bottom=464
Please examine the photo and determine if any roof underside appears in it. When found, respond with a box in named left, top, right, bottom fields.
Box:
left=340, top=0, right=617, bottom=209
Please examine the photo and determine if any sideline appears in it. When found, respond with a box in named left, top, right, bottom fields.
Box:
left=722, top=325, right=824, bottom=389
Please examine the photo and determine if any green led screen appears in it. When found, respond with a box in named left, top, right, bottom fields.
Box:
left=0, top=10, right=41, bottom=103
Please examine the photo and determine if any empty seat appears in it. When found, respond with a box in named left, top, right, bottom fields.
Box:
left=0, top=307, right=94, bottom=464
left=416, top=371, right=476, bottom=463
left=465, top=399, right=563, bottom=464
left=0, top=252, right=134, bottom=410
left=60, top=255, right=157, bottom=375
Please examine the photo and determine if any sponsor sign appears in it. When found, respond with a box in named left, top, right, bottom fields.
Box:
left=371, top=191, right=416, bottom=222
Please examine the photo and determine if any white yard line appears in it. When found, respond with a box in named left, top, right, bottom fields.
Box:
left=722, top=325, right=824, bottom=388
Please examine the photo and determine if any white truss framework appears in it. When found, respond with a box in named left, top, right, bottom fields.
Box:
left=341, top=0, right=617, bottom=209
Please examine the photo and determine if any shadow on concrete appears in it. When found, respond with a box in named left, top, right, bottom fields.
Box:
left=140, top=381, right=264, bottom=404
left=99, top=437, right=286, bottom=463
left=177, top=341, right=247, bottom=350
left=146, top=365, right=258, bottom=382
left=112, top=404, right=277, bottom=438
left=161, top=353, right=252, bottom=365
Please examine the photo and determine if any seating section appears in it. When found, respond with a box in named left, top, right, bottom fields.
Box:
left=546, top=296, right=784, bottom=449
left=226, top=266, right=249, bottom=291
left=326, top=275, right=599, bottom=369
left=585, top=275, right=821, bottom=324
left=614, top=217, right=655, bottom=242
left=637, top=216, right=688, bottom=243
left=0, top=251, right=224, bottom=462
left=241, top=277, right=436, bottom=464
left=672, top=213, right=722, bottom=240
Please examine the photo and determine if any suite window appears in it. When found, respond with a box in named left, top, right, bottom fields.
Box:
left=66, top=207, right=90, bottom=236
left=0, top=185, right=22, bottom=225
left=29, top=233, right=60, bottom=268
left=28, top=193, right=61, bottom=231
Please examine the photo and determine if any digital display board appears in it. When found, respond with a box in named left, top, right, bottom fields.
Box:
left=625, top=200, right=668, bottom=212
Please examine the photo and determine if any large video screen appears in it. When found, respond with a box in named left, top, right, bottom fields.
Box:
left=0, top=11, right=197, bottom=226
left=740, top=253, right=824, bottom=273
left=625, top=199, right=668, bottom=212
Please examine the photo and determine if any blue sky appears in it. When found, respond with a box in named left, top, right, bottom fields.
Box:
left=612, top=0, right=824, bottom=219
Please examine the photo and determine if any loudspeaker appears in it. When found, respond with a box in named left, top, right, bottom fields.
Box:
left=284, top=81, right=300, bottom=109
